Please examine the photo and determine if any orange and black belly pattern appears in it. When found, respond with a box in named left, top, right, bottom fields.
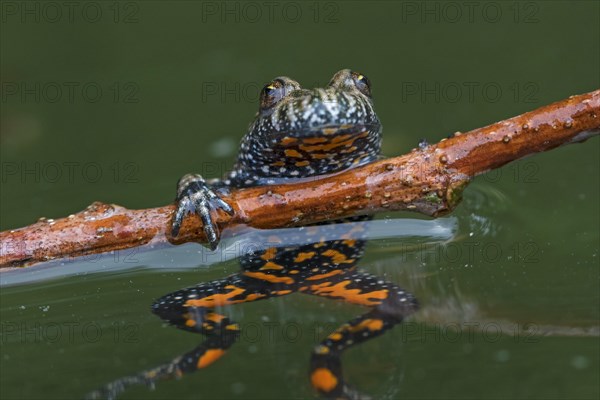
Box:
left=87, top=70, right=420, bottom=400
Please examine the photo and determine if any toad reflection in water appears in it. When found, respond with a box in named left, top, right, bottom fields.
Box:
left=88, top=70, right=418, bottom=399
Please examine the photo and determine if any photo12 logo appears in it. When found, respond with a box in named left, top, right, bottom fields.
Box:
left=1, top=321, right=139, bottom=344
left=395, top=240, right=541, bottom=266
left=1, top=81, right=140, bottom=104
left=1, top=1, right=140, bottom=23
left=1, top=161, right=140, bottom=184
left=199, top=1, right=340, bottom=24
left=399, top=81, right=540, bottom=104
left=398, top=1, right=541, bottom=24
left=400, top=321, right=540, bottom=344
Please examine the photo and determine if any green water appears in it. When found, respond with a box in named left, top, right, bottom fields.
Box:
left=1, top=1, right=599, bottom=399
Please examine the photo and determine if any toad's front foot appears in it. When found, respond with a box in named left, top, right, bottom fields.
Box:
left=171, top=173, right=234, bottom=250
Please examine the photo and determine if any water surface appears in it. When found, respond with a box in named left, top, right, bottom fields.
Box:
left=1, top=1, right=598, bottom=399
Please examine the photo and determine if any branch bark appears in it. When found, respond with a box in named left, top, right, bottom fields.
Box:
left=1, top=90, right=599, bottom=269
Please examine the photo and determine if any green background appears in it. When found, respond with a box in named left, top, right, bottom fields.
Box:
left=1, top=1, right=598, bottom=399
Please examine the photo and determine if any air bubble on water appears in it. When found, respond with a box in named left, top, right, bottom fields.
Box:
left=39, top=305, right=50, bottom=312
left=231, top=382, right=246, bottom=395
left=210, top=137, right=236, bottom=158
left=571, top=355, right=589, bottom=370
left=494, top=349, right=510, bottom=362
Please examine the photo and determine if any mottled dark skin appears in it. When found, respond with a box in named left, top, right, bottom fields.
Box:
left=87, top=70, right=418, bottom=400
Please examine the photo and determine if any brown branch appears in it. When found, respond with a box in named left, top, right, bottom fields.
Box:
left=1, top=90, right=599, bottom=269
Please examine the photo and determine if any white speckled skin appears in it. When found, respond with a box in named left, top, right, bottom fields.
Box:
left=227, top=69, right=382, bottom=187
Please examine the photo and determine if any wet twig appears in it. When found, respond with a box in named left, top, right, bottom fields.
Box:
left=1, top=89, right=599, bottom=269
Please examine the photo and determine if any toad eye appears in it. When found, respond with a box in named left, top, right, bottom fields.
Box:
left=351, top=72, right=371, bottom=97
left=260, top=79, right=287, bottom=110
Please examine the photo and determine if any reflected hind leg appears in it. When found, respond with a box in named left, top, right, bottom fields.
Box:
left=86, top=273, right=294, bottom=399
left=304, top=270, right=418, bottom=399
left=86, top=312, right=238, bottom=400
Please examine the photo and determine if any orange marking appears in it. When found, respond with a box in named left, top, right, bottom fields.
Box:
left=196, top=349, right=225, bottom=369
left=348, top=318, right=384, bottom=332
left=259, top=261, right=285, bottom=270
left=311, top=368, right=338, bottom=392
left=271, top=161, right=285, bottom=166
left=322, top=127, right=340, bottom=135
left=275, top=290, right=292, bottom=295
left=290, top=270, right=300, bottom=274
left=226, top=324, right=240, bottom=331
left=302, top=137, right=328, bottom=144
left=280, top=137, right=297, bottom=145
left=299, top=141, right=348, bottom=152
left=310, top=280, right=388, bottom=306
left=342, top=239, right=356, bottom=247
left=322, top=249, right=354, bottom=264
left=294, top=251, right=316, bottom=262
left=328, top=332, right=342, bottom=341
left=331, top=134, right=352, bottom=143
left=284, top=149, right=303, bottom=158
left=306, top=269, right=343, bottom=281
left=311, top=281, right=332, bottom=289
left=260, top=247, right=277, bottom=261
left=185, top=285, right=251, bottom=307
left=244, top=293, right=266, bottom=301
left=311, top=153, right=332, bottom=159
left=185, top=319, right=197, bottom=328
left=205, top=313, right=226, bottom=323
left=295, top=160, right=310, bottom=167
left=299, top=131, right=367, bottom=152
left=244, top=271, right=294, bottom=284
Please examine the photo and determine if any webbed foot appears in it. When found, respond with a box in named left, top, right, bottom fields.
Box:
left=171, top=174, right=234, bottom=250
